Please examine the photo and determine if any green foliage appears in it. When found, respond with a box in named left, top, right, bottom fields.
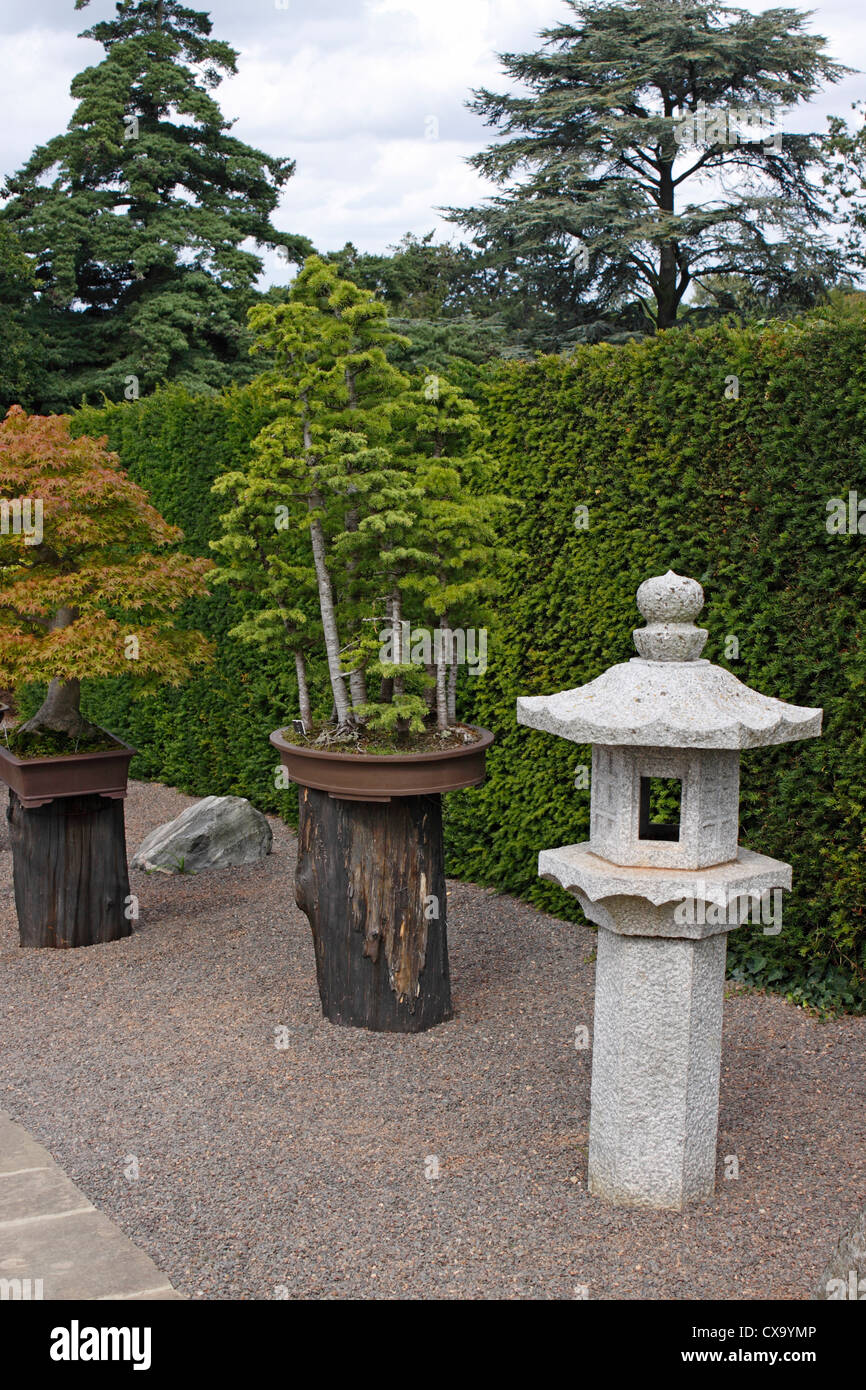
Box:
left=69, top=382, right=309, bottom=813
left=447, top=0, right=853, bottom=343
left=71, top=306, right=866, bottom=1011
left=0, top=225, right=42, bottom=411
left=444, top=309, right=866, bottom=1014
left=2, top=0, right=310, bottom=412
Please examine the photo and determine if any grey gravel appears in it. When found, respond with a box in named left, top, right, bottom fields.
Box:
left=0, top=779, right=863, bottom=1301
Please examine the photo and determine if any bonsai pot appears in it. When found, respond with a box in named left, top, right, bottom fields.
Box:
left=0, top=734, right=135, bottom=809
left=269, top=725, right=494, bottom=801
left=271, top=724, right=495, bottom=1033
left=1, top=732, right=137, bottom=949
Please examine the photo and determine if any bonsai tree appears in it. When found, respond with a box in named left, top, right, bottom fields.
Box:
left=393, top=374, right=512, bottom=729
left=213, top=258, right=510, bottom=1032
left=213, top=256, right=505, bottom=743
left=0, top=406, right=214, bottom=744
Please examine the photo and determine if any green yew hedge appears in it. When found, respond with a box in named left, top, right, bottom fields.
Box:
left=69, top=307, right=866, bottom=1011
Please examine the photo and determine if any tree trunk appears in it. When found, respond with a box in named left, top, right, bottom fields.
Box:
left=447, top=662, right=458, bottom=724
left=20, top=608, right=99, bottom=740
left=294, top=651, right=312, bottom=727
left=19, top=677, right=98, bottom=740
left=8, top=791, right=132, bottom=948
left=391, top=590, right=405, bottom=699
left=349, top=667, right=368, bottom=709
left=294, top=786, right=451, bottom=1031
left=302, top=403, right=351, bottom=727
left=436, top=617, right=450, bottom=730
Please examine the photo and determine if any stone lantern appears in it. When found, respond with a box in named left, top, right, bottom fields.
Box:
left=516, top=572, right=822, bottom=1210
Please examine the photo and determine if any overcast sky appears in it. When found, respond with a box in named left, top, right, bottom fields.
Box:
left=1, top=0, right=864, bottom=288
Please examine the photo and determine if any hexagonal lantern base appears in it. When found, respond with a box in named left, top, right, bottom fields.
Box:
left=540, top=844, right=792, bottom=1209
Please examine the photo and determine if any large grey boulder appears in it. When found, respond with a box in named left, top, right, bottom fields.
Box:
left=132, top=796, right=272, bottom=875
left=814, top=1209, right=866, bottom=1299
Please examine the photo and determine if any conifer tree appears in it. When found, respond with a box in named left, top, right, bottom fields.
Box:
left=2, top=1, right=310, bottom=409
left=448, top=0, right=851, bottom=337
left=213, top=259, right=508, bottom=739
left=394, top=376, right=510, bottom=728
left=0, top=226, right=42, bottom=412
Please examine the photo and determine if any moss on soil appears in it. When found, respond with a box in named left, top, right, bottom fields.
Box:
left=279, top=722, right=481, bottom=757
left=4, top=729, right=121, bottom=760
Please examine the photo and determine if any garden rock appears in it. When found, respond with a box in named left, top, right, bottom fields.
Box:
left=132, top=796, right=272, bottom=875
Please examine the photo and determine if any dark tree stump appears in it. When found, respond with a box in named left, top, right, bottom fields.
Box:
left=295, top=786, right=451, bottom=1032
left=8, top=791, right=133, bottom=949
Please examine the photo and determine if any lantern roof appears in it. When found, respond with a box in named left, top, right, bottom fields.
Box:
left=516, top=571, right=822, bottom=751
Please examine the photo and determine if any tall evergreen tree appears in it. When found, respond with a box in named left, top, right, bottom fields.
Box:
left=448, top=0, right=852, bottom=340
left=2, top=0, right=310, bottom=410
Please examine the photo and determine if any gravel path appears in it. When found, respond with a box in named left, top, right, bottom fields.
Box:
left=0, top=779, right=863, bottom=1300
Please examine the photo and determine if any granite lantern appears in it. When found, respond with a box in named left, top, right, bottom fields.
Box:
left=517, top=572, right=822, bottom=1210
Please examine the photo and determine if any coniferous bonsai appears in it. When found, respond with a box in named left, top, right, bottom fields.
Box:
left=212, top=255, right=507, bottom=746
left=213, top=257, right=509, bottom=1030
left=0, top=407, right=213, bottom=946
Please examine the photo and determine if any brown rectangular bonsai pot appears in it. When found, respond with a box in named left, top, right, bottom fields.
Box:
left=0, top=735, right=136, bottom=809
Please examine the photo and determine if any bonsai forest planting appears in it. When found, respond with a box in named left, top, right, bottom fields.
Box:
left=212, top=257, right=508, bottom=1030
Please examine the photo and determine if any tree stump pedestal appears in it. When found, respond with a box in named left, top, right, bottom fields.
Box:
left=8, top=791, right=132, bottom=949
left=295, top=786, right=450, bottom=1032
left=271, top=724, right=493, bottom=1033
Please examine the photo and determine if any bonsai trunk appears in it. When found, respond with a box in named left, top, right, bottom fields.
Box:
left=19, top=677, right=100, bottom=741
left=294, top=651, right=312, bottom=728
left=20, top=609, right=100, bottom=740
left=447, top=662, right=458, bottom=725
left=391, top=591, right=405, bottom=699
left=295, top=786, right=451, bottom=1032
left=435, top=617, right=449, bottom=730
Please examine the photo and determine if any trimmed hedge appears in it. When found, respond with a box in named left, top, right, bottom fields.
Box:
left=446, top=311, right=866, bottom=1012
left=69, top=309, right=866, bottom=1011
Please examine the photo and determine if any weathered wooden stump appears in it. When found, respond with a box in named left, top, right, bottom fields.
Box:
left=294, top=786, right=451, bottom=1032
left=8, top=791, right=132, bottom=949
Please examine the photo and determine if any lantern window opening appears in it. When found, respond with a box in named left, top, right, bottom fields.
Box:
left=639, top=776, right=682, bottom=843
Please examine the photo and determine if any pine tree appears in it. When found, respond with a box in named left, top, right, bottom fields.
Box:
left=447, top=0, right=852, bottom=339
left=0, top=407, right=214, bottom=741
left=1, top=1, right=310, bottom=410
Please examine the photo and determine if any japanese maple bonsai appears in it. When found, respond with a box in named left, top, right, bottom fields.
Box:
left=212, top=257, right=508, bottom=1030
left=0, top=407, right=213, bottom=947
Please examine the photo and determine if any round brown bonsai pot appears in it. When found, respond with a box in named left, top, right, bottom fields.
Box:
left=0, top=733, right=136, bottom=950
left=271, top=724, right=494, bottom=1034
left=269, top=725, right=493, bottom=801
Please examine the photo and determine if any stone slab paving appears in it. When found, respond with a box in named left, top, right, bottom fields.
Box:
left=0, top=1110, right=183, bottom=1300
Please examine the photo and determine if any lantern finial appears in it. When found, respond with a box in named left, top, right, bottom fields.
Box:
left=633, top=570, right=708, bottom=661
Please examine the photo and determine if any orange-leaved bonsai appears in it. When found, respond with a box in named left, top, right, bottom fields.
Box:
left=0, top=406, right=214, bottom=748
left=0, top=406, right=214, bottom=950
